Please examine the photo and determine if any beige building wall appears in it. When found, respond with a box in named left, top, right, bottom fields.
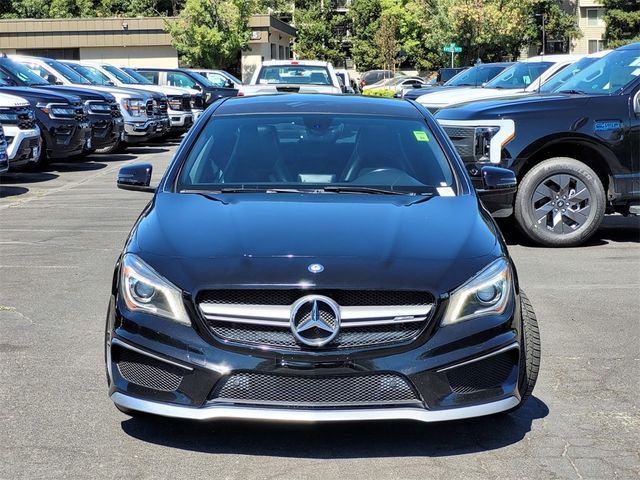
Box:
left=241, top=14, right=295, bottom=82
left=79, top=46, right=178, bottom=68
left=572, top=0, right=607, bottom=54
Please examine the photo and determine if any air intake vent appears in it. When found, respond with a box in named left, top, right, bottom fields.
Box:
left=211, top=372, right=420, bottom=406
left=446, top=349, right=517, bottom=395
left=115, top=348, right=184, bottom=392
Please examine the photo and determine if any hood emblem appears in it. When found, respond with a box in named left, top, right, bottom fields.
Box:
left=290, top=295, right=340, bottom=347
left=308, top=263, right=324, bottom=274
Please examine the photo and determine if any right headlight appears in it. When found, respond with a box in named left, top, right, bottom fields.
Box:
left=121, top=98, right=143, bottom=117
left=119, top=254, right=191, bottom=325
left=441, top=257, right=513, bottom=326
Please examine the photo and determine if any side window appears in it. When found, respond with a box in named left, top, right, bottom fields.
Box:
left=167, top=72, right=196, bottom=88
left=207, top=73, right=226, bottom=87
left=23, top=63, right=48, bottom=80
left=139, top=71, right=158, bottom=84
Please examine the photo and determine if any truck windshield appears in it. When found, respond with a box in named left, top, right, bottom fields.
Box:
left=484, top=62, right=553, bottom=89
left=64, top=63, right=111, bottom=85
left=120, top=68, right=152, bottom=85
left=45, top=60, right=92, bottom=85
left=554, top=48, right=640, bottom=95
left=178, top=114, right=454, bottom=194
left=257, top=66, right=332, bottom=85
left=445, top=65, right=510, bottom=87
left=102, top=65, right=137, bottom=84
left=0, top=59, right=49, bottom=86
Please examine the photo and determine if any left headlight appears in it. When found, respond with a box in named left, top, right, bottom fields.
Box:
left=441, top=257, right=513, bottom=326
left=120, top=253, right=191, bottom=325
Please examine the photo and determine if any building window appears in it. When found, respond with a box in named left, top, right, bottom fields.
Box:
left=16, top=48, right=79, bottom=60
left=586, top=8, right=604, bottom=27
left=279, top=45, right=284, bottom=60
left=588, top=39, right=605, bottom=54
left=270, top=43, right=276, bottom=60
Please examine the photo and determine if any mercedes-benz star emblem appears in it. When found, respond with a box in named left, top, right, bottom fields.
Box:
left=308, top=263, right=324, bottom=274
left=290, top=295, right=340, bottom=347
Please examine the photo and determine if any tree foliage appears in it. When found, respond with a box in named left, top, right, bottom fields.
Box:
left=602, top=0, right=640, bottom=48
left=292, top=1, right=350, bottom=65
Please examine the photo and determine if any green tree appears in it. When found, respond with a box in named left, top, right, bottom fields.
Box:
left=293, top=2, right=349, bottom=65
left=375, top=13, right=399, bottom=70
left=166, top=0, right=257, bottom=69
left=349, top=0, right=382, bottom=71
left=602, top=0, right=640, bottom=48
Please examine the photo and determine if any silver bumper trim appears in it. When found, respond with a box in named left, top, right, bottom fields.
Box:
left=436, top=342, right=520, bottom=373
left=111, top=392, right=519, bottom=423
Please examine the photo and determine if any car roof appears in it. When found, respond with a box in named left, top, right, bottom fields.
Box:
left=261, top=60, right=330, bottom=67
left=523, top=54, right=584, bottom=63
left=215, top=94, right=423, bottom=118
left=617, top=42, right=640, bottom=51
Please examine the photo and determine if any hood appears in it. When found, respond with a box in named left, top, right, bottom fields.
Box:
left=435, top=93, right=591, bottom=121
left=417, top=87, right=528, bottom=108
left=120, top=84, right=193, bottom=96
left=39, top=85, right=114, bottom=102
left=0, top=92, right=30, bottom=107
left=72, top=84, right=154, bottom=101
left=0, top=86, right=81, bottom=104
left=129, top=193, right=502, bottom=295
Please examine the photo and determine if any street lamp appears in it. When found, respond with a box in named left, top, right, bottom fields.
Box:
left=535, top=12, right=546, bottom=55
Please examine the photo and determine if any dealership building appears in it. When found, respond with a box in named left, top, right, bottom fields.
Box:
left=0, top=15, right=295, bottom=81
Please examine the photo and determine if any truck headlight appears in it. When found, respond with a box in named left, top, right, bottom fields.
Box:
left=0, top=112, right=18, bottom=121
left=121, top=99, right=143, bottom=117
left=441, top=257, right=513, bottom=326
left=475, top=127, right=500, bottom=162
left=86, top=102, right=111, bottom=113
left=120, top=254, right=191, bottom=325
left=37, top=102, right=76, bottom=119
left=168, top=98, right=182, bottom=110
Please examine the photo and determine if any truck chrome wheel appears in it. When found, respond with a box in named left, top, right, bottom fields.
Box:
left=532, top=173, right=591, bottom=234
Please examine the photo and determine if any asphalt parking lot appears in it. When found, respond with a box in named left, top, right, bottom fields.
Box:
left=1, top=142, right=639, bottom=480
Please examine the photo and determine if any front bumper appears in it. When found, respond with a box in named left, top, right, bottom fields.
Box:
left=3, top=125, right=41, bottom=168
left=106, top=291, right=523, bottom=423
left=89, top=115, right=123, bottom=150
left=45, top=120, right=90, bottom=159
left=123, top=119, right=161, bottom=143
left=167, top=111, right=194, bottom=130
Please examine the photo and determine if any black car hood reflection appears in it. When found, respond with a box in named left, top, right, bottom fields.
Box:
left=131, top=192, right=501, bottom=294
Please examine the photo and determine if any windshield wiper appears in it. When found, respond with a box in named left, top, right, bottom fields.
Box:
left=557, top=89, right=585, bottom=95
left=404, top=192, right=434, bottom=206
left=180, top=190, right=229, bottom=204
left=322, top=186, right=415, bottom=196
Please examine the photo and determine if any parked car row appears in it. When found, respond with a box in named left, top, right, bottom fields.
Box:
left=0, top=54, right=240, bottom=171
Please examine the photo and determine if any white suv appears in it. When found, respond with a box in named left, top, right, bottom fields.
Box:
left=0, top=92, right=41, bottom=169
left=239, top=60, right=342, bottom=96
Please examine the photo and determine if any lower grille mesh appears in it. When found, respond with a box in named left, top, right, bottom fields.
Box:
left=446, top=350, right=517, bottom=394
left=212, top=372, right=419, bottom=406
left=116, top=348, right=184, bottom=392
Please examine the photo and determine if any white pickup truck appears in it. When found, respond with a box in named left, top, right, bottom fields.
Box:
left=0, top=92, right=41, bottom=170
left=239, top=60, right=342, bottom=96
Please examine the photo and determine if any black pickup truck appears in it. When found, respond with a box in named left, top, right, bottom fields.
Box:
left=435, top=42, right=639, bottom=247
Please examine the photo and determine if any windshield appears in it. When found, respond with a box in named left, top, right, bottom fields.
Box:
left=0, top=59, right=49, bottom=86
left=485, top=62, right=553, bottom=89
left=189, top=70, right=214, bottom=86
left=446, top=65, right=509, bottom=87
left=177, top=114, right=454, bottom=194
left=553, top=48, right=640, bottom=95
left=102, top=65, right=137, bottom=84
left=64, top=63, right=111, bottom=85
left=257, top=65, right=332, bottom=85
left=44, top=60, right=91, bottom=85
left=222, top=71, right=242, bottom=85
left=120, top=68, right=152, bottom=85
left=539, top=57, right=600, bottom=92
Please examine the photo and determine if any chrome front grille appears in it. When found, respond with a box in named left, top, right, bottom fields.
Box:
left=158, top=99, right=168, bottom=115
left=211, top=372, right=420, bottom=406
left=198, top=289, right=434, bottom=350
left=442, top=125, right=475, bottom=159
left=145, top=100, right=154, bottom=117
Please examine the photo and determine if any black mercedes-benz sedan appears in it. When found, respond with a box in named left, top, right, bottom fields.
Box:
left=106, top=94, right=540, bottom=423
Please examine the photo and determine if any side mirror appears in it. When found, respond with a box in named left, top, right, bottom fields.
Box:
left=476, top=166, right=517, bottom=217
left=193, top=84, right=202, bottom=91
left=224, top=79, right=234, bottom=89
left=117, top=164, right=155, bottom=193
left=480, top=166, right=516, bottom=190
left=106, top=81, right=115, bottom=86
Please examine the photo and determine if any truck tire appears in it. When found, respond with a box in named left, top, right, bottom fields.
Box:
left=514, top=157, right=605, bottom=247
left=505, top=291, right=540, bottom=414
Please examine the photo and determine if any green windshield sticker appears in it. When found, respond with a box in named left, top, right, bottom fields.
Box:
left=413, top=131, right=429, bottom=142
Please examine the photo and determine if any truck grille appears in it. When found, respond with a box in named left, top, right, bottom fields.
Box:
left=181, top=95, right=192, bottom=111
left=0, top=106, right=36, bottom=129
left=210, top=372, right=420, bottom=406
left=145, top=100, right=154, bottom=117
left=110, top=102, right=122, bottom=118
left=442, top=125, right=475, bottom=159
left=198, top=289, right=434, bottom=350
left=73, top=103, right=88, bottom=123
left=158, top=98, right=168, bottom=115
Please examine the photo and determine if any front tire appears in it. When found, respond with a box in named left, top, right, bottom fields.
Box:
left=514, top=157, right=606, bottom=247
left=96, top=138, right=126, bottom=154
left=506, top=291, right=541, bottom=414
